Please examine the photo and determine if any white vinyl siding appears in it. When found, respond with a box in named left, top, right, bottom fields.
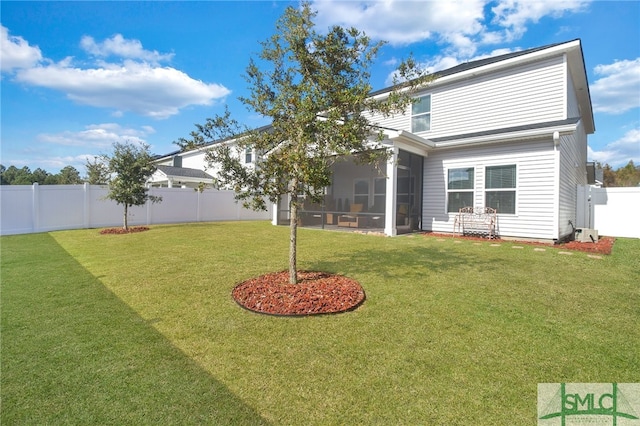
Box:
left=422, top=140, right=558, bottom=239
left=566, top=67, right=581, bottom=118
left=557, top=122, right=588, bottom=239
left=370, top=55, right=567, bottom=138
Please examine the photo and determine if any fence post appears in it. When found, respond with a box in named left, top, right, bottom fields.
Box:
left=146, top=188, right=153, bottom=225
left=32, top=183, right=39, bottom=233
left=83, top=183, right=90, bottom=229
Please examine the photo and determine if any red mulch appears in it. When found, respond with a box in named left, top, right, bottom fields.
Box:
left=559, top=237, right=615, bottom=255
left=422, top=233, right=615, bottom=255
left=232, top=270, right=366, bottom=316
left=99, top=226, right=150, bottom=235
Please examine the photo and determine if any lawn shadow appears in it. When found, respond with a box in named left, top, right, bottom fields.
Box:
left=1, top=233, right=269, bottom=425
left=306, top=237, right=501, bottom=280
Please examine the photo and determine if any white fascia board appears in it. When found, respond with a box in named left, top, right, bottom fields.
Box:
left=433, top=121, right=579, bottom=149
left=384, top=130, right=435, bottom=156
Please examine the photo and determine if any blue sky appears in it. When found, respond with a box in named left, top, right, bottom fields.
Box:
left=2, top=1, right=639, bottom=175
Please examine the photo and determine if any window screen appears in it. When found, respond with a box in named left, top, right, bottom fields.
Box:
left=485, top=165, right=516, bottom=214
left=447, top=167, right=474, bottom=213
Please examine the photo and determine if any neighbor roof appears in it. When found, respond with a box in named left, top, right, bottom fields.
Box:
left=156, top=165, right=213, bottom=179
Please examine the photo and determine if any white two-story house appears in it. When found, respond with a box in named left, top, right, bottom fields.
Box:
left=153, top=39, right=595, bottom=241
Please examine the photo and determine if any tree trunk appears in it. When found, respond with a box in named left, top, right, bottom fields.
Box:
left=123, top=204, right=129, bottom=231
left=289, top=194, right=298, bottom=285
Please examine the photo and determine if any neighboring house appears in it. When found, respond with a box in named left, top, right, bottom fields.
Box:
left=154, top=39, right=595, bottom=241
left=148, top=164, right=214, bottom=189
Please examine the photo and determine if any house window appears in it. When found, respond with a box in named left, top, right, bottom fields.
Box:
left=485, top=165, right=516, bottom=214
left=447, top=167, right=474, bottom=213
left=245, top=147, right=252, bottom=164
left=354, top=179, right=369, bottom=209
left=411, top=94, right=431, bottom=133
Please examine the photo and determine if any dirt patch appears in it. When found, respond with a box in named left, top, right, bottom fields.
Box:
left=99, top=226, right=150, bottom=235
left=232, top=270, right=365, bottom=316
left=423, top=233, right=615, bottom=255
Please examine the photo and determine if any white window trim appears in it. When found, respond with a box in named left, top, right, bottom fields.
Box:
left=446, top=166, right=475, bottom=214
left=411, top=94, right=432, bottom=133
left=484, top=164, right=518, bottom=215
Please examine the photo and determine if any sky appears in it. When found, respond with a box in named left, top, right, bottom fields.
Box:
left=1, top=0, right=639, bottom=175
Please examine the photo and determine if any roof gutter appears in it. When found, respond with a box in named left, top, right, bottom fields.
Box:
left=432, top=121, right=579, bottom=150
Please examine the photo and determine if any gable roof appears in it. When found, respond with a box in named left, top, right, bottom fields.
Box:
left=156, top=165, right=213, bottom=179
left=157, top=39, right=594, bottom=159
left=372, top=39, right=594, bottom=134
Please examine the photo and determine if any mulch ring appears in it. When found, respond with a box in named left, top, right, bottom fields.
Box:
left=99, top=226, right=150, bottom=235
left=232, top=270, right=366, bottom=316
left=423, top=232, right=615, bottom=255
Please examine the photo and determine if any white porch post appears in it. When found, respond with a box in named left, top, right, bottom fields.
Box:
left=167, top=178, right=173, bottom=188
left=384, top=147, right=399, bottom=236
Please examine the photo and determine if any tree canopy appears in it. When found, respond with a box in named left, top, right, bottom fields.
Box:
left=0, top=165, right=83, bottom=185
left=176, top=3, right=432, bottom=283
left=102, top=142, right=161, bottom=230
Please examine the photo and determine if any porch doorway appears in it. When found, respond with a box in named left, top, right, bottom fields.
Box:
left=396, top=150, right=423, bottom=234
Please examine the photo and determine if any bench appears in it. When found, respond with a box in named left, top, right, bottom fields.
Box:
left=454, top=207, right=497, bottom=239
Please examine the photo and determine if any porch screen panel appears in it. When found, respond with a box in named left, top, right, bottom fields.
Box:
left=447, top=168, right=474, bottom=213
left=485, top=165, right=516, bottom=214
left=372, top=177, right=386, bottom=213
left=354, top=179, right=369, bottom=209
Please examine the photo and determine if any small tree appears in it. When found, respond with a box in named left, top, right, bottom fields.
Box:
left=85, top=156, right=111, bottom=185
left=178, top=3, right=432, bottom=283
left=103, top=142, right=162, bottom=230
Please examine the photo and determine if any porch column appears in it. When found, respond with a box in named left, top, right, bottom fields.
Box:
left=384, top=147, right=399, bottom=236
left=167, top=178, right=173, bottom=188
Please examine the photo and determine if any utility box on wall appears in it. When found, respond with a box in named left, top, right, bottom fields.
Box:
left=575, top=228, right=598, bottom=243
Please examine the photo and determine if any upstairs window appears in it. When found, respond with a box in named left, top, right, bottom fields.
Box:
left=411, top=94, right=431, bottom=133
left=485, top=165, right=516, bottom=214
left=447, top=168, right=474, bottom=213
left=245, top=147, right=252, bottom=164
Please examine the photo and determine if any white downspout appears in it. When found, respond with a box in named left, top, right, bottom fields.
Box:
left=553, top=131, right=561, bottom=240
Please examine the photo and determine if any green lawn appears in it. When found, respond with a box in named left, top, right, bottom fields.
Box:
left=2, top=221, right=639, bottom=425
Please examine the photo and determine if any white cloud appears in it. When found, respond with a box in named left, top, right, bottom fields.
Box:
left=591, top=58, right=640, bottom=114
left=491, top=0, right=590, bottom=41
left=3, top=27, right=230, bottom=118
left=0, top=25, right=43, bottom=72
left=80, top=34, right=174, bottom=64
left=37, top=123, right=155, bottom=148
left=589, top=128, right=640, bottom=167
left=313, top=0, right=486, bottom=50
left=312, top=0, right=590, bottom=60
left=16, top=59, right=231, bottom=119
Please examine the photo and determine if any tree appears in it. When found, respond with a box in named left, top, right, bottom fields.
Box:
left=615, top=160, right=640, bottom=187
left=178, top=3, right=431, bottom=284
left=57, top=166, right=83, bottom=184
left=102, top=142, right=162, bottom=230
left=598, top=160, right=640, bottom=187
left=2, top=166, right=34, bottom=185
left=31, top=168, right=52, bottom=184
left=85, top=156, right=111, bottom=185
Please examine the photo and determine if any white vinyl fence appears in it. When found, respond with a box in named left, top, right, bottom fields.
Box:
left=577, top=186, right=640, bottom=238
left=0, top=183, right=271, bottom=236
